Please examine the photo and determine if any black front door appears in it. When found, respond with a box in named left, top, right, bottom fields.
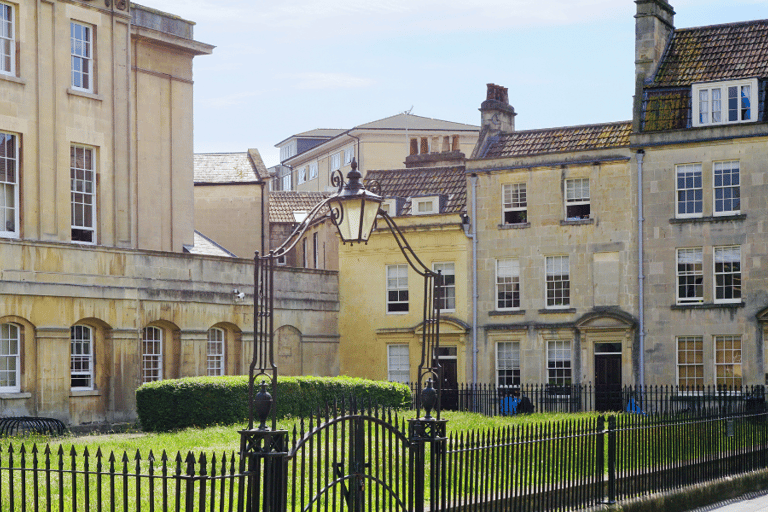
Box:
left=595, top=343, right=622, bottom=411
left=435, top=347, right=458, bottom=410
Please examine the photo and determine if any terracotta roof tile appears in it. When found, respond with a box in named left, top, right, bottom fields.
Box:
left=652, top=19, right=768, bottom=87
left=482, top=122, right=631, bottom=159
left=269, top=191, right=331, bottom=224
left=364, top=166, right=466, bottom=215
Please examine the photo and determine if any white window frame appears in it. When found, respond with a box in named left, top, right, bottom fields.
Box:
left=0, top=323, right=20, bottom=392
left=502, top=183, right=527, bottom=224
left=142, top=327, right=163, bottom=383
left=0, top=131, right=18, bottom=238
left=297, top=166, right=306, bottom=185
left=380, top=199, right=396, bottom=216
left=70, top=21, right=93, bottom=92
left=71, top=325, right=94, bottom=390
left=0, top=2, right=15, bottom=76
left=331, top=152, right=341, bottom=171
left=207, top=327, right=225, bottom=377
left=496, top=341, right=520, bottom=388
left=545, top=255, right=570, bottom=309
left=496, top=259, right=520, bottom=311
left=281, top=172, right=291, bottom=191
left=386, top=264, right=408, bottom=314
left=547, top=340, right=572, bottom=387
left=565, top=179, right=590, bottom=220
left=432, top=262, right=455, bottom=313
left=676, top=336, right=703, bottom=391
left=693, top=79, right=757, bottom=127
left=280, top=143, right=296, bottom=162
left=309, top=162, right=318, bottom=180
left=676, top=247, right=703, bottom=304
left=344, top=146, right=354, bottom=165
left=714, top=246, right=741, bottom=304
left=714, top=335, right=742, bottom=389
left=676, top=163, right=703, bottom=219
left=387, top=344, right=409, bottom=383
left=71, top=144, right=96, bottom=244
left=713, top=161, right=740, bottom=215
left=413, top=196, right=438, bottom=215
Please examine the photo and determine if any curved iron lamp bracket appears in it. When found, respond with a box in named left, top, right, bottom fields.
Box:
left=377, top=210, right=445, bottom=420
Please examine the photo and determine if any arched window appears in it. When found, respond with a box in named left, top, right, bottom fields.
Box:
left=71, top=325, right=94, bottom=390
left=0, top=323, right=19, bottom=392
left=142, top=327, right=163, bottom=383
left=207, top=328, right=225, bottom=376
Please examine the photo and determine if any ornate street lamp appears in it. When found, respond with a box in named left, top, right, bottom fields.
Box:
left=241, top=159, right=444, bottom=447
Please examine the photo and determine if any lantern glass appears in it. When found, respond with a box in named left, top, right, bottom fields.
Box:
left=330, top=193, right=381, bottom=243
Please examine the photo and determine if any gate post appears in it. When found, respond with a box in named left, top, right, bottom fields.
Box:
left=409, top=417, right=447, bottom=512
left=240, top=429, right=289, bottom=512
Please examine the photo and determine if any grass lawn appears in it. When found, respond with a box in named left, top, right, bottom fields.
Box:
left=0, top=409, right=602, bottom=457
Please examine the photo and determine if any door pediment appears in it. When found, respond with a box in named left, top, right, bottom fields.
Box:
left=576, top=309, right=637, bottom=332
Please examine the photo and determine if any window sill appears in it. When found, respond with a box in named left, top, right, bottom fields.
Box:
left=498, top=222, right=530, bottom=230
left=560, top=218, right=594, bottom=226
left=67, top=88, right=103, bottom=102
left=0, top=392, right=31, bottom=399
left=386, top=311, right=409, bottom=315
left=671, top=302, right=745, bottom=310
left=670, top=214, right=746, bottom=225
left=70, top=389, right=100, bottom=397
left=538, top=308, right=577, bottom=314
left=489, top=310, right=525, bottom=316
left=0, top=73, right=25, bottom=86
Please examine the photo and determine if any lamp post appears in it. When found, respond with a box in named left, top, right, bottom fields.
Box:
left=240, top=158, right=444, bottom=444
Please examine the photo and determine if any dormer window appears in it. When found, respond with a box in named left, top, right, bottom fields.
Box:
left=413, top=196, right=438, bottom=215
left=380, top=199, right=397, bottom=216
left=693, top=79, right=757, bottom=127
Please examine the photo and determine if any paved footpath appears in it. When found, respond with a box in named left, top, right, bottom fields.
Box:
left=688, top=491, right=768, bottom=512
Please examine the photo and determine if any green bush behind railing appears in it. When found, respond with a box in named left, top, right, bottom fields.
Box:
left=136, top=375, right=411, bottom=432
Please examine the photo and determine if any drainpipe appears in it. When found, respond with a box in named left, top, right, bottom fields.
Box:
left=260, top=180, right=266, bottom=255
left=637, top=150, right=645, bottom=388
left=346, top=133, right=361, bottom=172
left=470, top=173, right=479, bottom=385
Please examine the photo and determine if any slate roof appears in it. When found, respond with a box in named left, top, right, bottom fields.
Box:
left=364, top=166, right=466, bottom=216
left=194, top=151, right=265, bottom=184
left=480, top=121, right=631, bottom=159
left=650, top=19, right=768, bottom=88
left=184, top=231, right=237, bottom=257
left=356, top=113, right=478, bottom=132
left=269, top=191, right=331, bottom=224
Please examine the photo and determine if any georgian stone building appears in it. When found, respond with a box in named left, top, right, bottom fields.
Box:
left=0, top=1, right=340, bottom=427
left=466, top=85, right=637, bottom=409
left=633, top=0, right=768, bottom=389
left=461, top=1, right=768, bottom=398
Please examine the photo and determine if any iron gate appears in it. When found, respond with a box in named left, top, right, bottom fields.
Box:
left=241, top=403, right=446, bottom=512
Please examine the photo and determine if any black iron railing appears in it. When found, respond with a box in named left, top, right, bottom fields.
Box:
left=410, top=382, right=767, bottom=416
left=2, top=405, right=768, bottom=511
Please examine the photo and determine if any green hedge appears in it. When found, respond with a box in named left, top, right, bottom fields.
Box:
left=135, top=375, right=411, bottom=432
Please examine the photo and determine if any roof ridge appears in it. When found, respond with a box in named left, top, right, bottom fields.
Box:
left=673, top=17, right=768, bottom=34
left=501, top=120, right=631, bottom=136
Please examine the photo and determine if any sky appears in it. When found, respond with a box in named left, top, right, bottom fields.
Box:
left=144, top=0, right=768, bottom=168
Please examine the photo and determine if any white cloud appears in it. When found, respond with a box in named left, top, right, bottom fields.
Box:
left=286, top=72, right=375, bottom=90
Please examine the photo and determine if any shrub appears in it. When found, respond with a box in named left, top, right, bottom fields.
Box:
left=136, top=375, right=411, bottom=432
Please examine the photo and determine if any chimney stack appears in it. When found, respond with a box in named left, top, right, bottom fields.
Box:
left=480, top=83, right=516, bottom=135
left=633, top=0, right=675, bottom=130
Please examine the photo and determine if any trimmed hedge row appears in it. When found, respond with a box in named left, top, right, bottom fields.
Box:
left=135, top=375, right=411, bottom=432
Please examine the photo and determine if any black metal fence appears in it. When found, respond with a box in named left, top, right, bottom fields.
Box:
left=411, top=382, right=768, bottom=416
left=3, top=405, right=768, bottom=511
left=0, top=444, right=248, bottom=511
